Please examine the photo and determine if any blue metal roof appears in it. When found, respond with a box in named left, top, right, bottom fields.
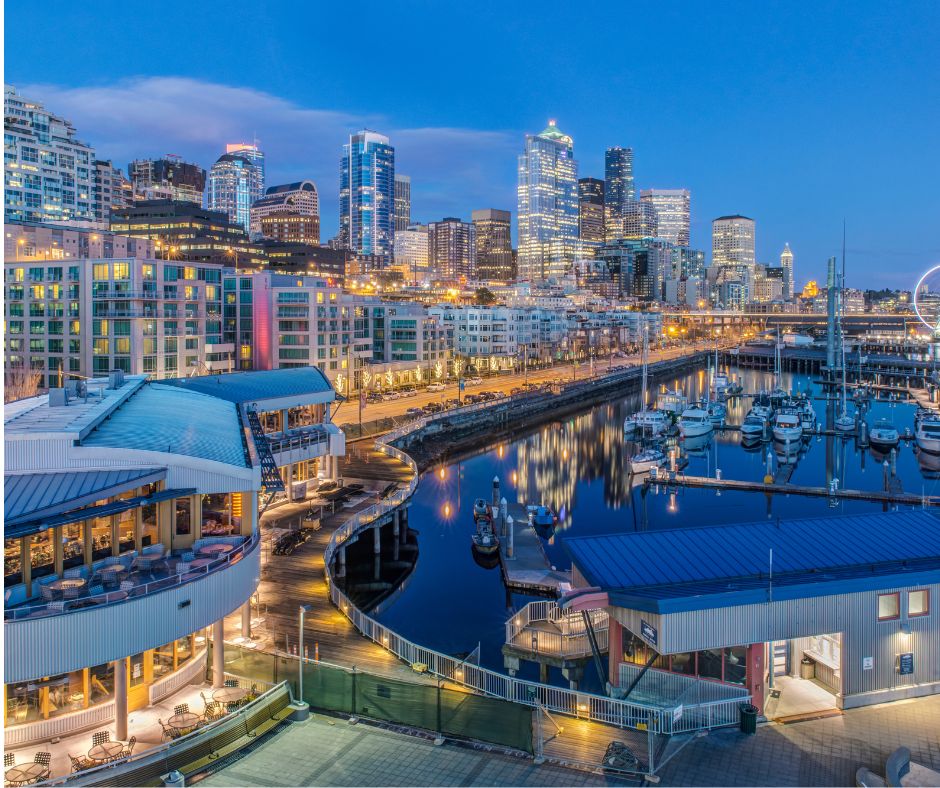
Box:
left=159, top=368, right=334, bottom=405
left=82, top=384, right=249, bottom=467
left=4, top=468, right=166, bottom=527
left=565, top=510, right=940, bottom=614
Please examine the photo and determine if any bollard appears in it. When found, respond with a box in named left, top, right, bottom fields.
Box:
left=890, top=448, right=897, bottom=477
left=506, top=515, right=514, bottom=558
left=492, top=476, right=501, bottom=507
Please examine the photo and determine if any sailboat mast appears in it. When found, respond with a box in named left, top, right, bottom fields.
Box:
left=841, top=221, right=848, bottom=415
left=641, top=325, right=648, bottom=407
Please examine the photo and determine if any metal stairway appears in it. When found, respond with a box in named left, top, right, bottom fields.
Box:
left=245, top=409, right=285, bottom=492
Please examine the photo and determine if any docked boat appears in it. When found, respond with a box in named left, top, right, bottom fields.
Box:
left=740, top=414, right=767, bottom=437
left=835, top=412, right=856, bottom=432
left=699, top=399, right=727, bottom=424
left=799, top=401, right=817, bottom=433
left=870, top=419, right=900, bottom=450
left=656, top=389, right=688, bottom=417
left=724, top=377, right=744, bottom=397
left=471, top=520, right=499, bottom=555
left=678, top=408, right=714, bottom=437
left=915, top=411, right=940, bottom=453
left=472, top=498, right=492, bottom=522
left=624, top=326, right=667, bottom=437
left=628, top=447, right=666, bottom=474
left=527, top=505, right=556, bottom=528
left=772, top=410, right=803, bottom=444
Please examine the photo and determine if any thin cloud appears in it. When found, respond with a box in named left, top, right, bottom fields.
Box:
left=20, top=77, right=520, bottom=237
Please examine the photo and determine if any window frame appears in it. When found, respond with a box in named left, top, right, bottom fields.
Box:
left=877, top=592, right=900, bottom=621
left=908, top=589, right=930, bottom=618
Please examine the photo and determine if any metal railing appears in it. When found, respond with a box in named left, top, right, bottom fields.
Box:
left=319, top=418, right=747, bottom=737
left=5, top=534, right=257, bottom=622
left=505, top=601, right=609, bottom=658
left=266, top=426, right=330, bottom=455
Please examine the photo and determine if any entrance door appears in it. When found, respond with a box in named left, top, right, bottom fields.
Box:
left=126, top=652, right=152, bottom=711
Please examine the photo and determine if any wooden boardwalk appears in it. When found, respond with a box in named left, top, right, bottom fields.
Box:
left=498, top=504, right=571, bottom=597
left=647, top=473, right=940, bottom=506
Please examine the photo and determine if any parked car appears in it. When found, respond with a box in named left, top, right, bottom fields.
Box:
left=426, top=383, right=445, bottom=392
left=382, top=391, right=401, bottom=401
left=405, top=407, right=423, bottom=417
left=423, top=402, right=443, bottom=414
left=366, top=392, right=383, bottom=403
left=444, top=398, right=461, bottom=408
left=510, top=387, right=522, bottom=396
left=400, top=388, right=417, bottom=398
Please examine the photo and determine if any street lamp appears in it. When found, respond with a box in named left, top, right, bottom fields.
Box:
left=298, top=604, right=312, bottom=702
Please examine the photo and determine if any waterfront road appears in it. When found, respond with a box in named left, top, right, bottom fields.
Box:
left=331, top=341, right=725, bottom=429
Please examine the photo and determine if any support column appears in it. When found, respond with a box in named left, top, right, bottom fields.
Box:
left=373, top=524, right=382, bottom=581
left=212, top=619, right=225, bottom=688
left=114, top=658, right=128, bottom=741
left=746, top=643, right=765, bottom=714
left=392, top=516, right=400, bottom=562
left=241, top=601, right=252, bottom=640
left=399, top=510, right=408, bottom=545
left=53, top=526, right=63, bottom=578
left=608, top=619, right=622, bottom=690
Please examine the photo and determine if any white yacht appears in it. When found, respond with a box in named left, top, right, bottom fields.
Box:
left=915, top=411, right=940, bottom=453
left=699, top=399, right=727, bottom=424
left=870, top=419, right=900, bottom=451
left=678, top=408, right=714, bottom=437
left=772, top=411, right=803, bottom=444
left=656, top=389, right=688, bottom=416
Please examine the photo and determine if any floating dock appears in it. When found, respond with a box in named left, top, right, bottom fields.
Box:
left=497, top=504, right=571, bottom=597
left=646, top=473, right=939, bottom=507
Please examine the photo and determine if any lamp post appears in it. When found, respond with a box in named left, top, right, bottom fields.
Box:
left=298, top=604, right=312, bottom=701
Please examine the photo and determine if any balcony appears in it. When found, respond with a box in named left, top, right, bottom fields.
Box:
left=266, top=423, right=343, bottom=466
left=4, top=535, right=260, bottom=684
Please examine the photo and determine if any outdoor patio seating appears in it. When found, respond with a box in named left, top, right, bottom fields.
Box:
left=122, top=736, right=137, bottom=758
left=158, top=718, right=180, bottom=742
left=174, top=703, right=190, bottom=716
left=91, top=731, right=110, bottom=747
left=68, top=754, right=93, bottom=774
left=4, top=754, right=14, bottom=767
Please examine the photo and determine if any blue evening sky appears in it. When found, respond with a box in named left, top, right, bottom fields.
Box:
left=5, top=0, right=939, bottom=289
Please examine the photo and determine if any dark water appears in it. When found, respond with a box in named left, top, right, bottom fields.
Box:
left=373, top=365, right=934, bottom=684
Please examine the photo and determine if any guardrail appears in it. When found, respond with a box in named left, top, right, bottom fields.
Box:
left=505, top=601, right=609, bottom=658
left=5, top=534, right=257, bottom=621
left=321, top=383, right=749, bottom=737
left=267, top=426, right=330, bottom=455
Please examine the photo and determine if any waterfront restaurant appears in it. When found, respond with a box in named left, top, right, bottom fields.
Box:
left=3, top=368, right=342, bottom=750
left=564, top=511, right=940, bottom=717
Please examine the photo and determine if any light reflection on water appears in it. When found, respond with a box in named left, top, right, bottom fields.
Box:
left=374, top=366, right=936, bottom=682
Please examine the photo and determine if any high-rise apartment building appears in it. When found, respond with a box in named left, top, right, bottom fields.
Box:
left=604, top=147, right=634, bottom=230
left=620, top=201, right=659, bottom=239
left=4, top=84, right=96, bottom=225
left=339, top=130, right=395, bottom=263
left=205, top=152, right=258, bottom=233
left=93, top=160, right=133, bottom=224
left=429, top=217, right=476, bottom=282
left=4, top=224, right=232, bottom=387
left=517, top=120, right=579, bottom=282
left=393, top=223, right=430, bottom=284
left=128, top=156, right=206, bottom=204
left=225, top=142, right=265, bottom=201
left=780, top=243, right=794, bottom=300
left=577, top=178, right=605, bottom=246
left=640, top=188, right=690, bottom=247
left=394, top=174, right=411, bottom=232
left=249, top=181, right=320, bottom=241
left=712, top=215, right=756, bottom=269
left=472, top=209, right=514, bottom=282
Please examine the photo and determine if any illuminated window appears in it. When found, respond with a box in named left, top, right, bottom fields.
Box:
left=112, top=262, right=129, bottom=280
left=92, top=263, right=109, bottom=281
left=878, top=593, right=900, bottom=621
left=909, top=590, right=929, bottom=617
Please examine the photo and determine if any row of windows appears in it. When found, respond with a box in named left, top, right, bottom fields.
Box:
left=878, top=590, right=930, bottom=620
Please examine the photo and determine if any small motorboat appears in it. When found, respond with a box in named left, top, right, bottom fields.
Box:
left=772, top=411, right=803, bottom=444
left=527, top=505, right=556, bottom=528
left=699, top=399, right=726, bottom=424
left=628, top=448, right=666, bottom=474
left=472, top=498, right=492, bottom=522
left=471, top=521, right=499, bottom=555
left=799, top=401, right=817, bottom=434
left=740, top=414, right=767, bottom=438
left=870, top=419, right=900, bottom=451
left=678, top=408, right=713, bottom=438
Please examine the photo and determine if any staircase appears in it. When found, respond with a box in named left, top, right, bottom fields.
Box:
left=245, top=410, right=286, bottom=492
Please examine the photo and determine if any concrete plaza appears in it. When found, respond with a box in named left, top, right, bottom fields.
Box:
left=199, top=695, right=940, bottom=787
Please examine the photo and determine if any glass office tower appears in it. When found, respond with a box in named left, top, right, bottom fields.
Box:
left=339, top=130, right=395, bottom=263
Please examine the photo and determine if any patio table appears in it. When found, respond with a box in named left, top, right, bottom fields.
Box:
left=88, top=740, right=125, bottom=762
left=167, top=711, right=201, bottom=731
left=5, top=763, right=48, bottom=785
left=134, top=553, right=163, bottom=571
left=98, top=565, right=126, bottom=584
left=198, top=544, right=234, bottom=557
left=48, top=578, right=87, bottom=594
left=212, top=686, right=248, bottom=704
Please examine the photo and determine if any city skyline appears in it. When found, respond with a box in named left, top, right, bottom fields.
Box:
left=5, top=1, right=939, bottom=288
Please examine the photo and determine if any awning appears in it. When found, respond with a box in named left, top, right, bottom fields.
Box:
left=5, top=468, right=167, bottom=527
left=5, top=488, right=197, bottom=540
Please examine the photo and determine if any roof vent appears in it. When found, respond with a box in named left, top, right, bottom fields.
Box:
left=107, top=369, right=125, bottom=390
left=48, top=388, right=69, bottom=407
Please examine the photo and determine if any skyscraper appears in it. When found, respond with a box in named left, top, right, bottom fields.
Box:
left=517, top=120, right=579, bottom=282
left=129, top=156, right=206, bottom=204
left=393, top=223, right=430, bottom=284
left=620, top=201, right=659, bottom=239
left=640, top=188, right=690, bottom=247
left=780, top=243, right=794, bottom=300
left=577, top=178, right=605, bottom=246
left=394, top=174, right=411, bottom=232
left=205, top=152, right=257, bottom=232
left=604, top=146, right=634, bottom=230
left=4, top=84, right=96, bottom=224
left=225, top=142, right=265, bottom=203
left=249, top=181, right=319, bottom=241
left=339, top=130, right=395, bottom=263
left=429, top=217, right=476, bottom=282
left=711, top=215, right=756, bottom=268
left=472, top=208, right=514, bottom=281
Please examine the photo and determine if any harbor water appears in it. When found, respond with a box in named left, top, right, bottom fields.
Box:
left=372, top=365, right=934, bottom=688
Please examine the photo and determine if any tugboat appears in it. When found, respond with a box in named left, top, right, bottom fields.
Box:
left=471, top=518, right=499, bottom=555
left=472, top=498, right=492, bottom=522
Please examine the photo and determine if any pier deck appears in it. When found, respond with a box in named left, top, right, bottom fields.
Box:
left=647, top=473, right=940, bottom=506
left=497, top=504, right=572, bottom=597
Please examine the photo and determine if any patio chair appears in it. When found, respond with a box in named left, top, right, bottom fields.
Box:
left=88, top=584, right=104, bottom=597
left=202, top=701, right=224, bottom=721
left=63, top=567, right=83, bottom=579
left=122, top=736, right=137, bottom=758
left=119, top=581, right=135, bottom=592
left=62, top=584, right=82, bottom=600
left=91, top=731, right=110, bottom=747
left=182, top=551, right=195, bottom=562
left=33, top=752, right=52, bottom=780
left=176, top=562, right=190, bottom=575
left=224, top=678, right=239, bottom=687
left=39, top=584, right=55, bottom=602
left=174, top=703, right=190, bottom=716
left=158, top=719, right=179, bottom=742
left=5, top=753, right=14, bottom=767
left=69, top=754, right=92, bottom=773
left=104, top=556, right=122, bottom=567
left=48, top=601, right=66, bottom=613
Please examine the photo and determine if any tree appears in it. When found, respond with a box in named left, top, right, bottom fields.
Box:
left=474, top=287, right=496, bottom=305
left=5, top=366, right=42, bottom=403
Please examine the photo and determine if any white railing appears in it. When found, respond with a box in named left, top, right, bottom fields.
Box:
left=505, top=601, right=609, bottom=658
left=321, top=355, right=745, bottom=737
